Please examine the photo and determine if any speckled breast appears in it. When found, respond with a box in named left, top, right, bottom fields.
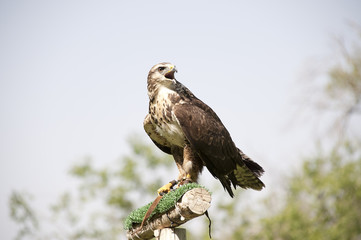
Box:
left=150, top=86, right=186, bottom=147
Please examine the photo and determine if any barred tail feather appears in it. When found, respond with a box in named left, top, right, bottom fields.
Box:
left=211, top=149, right=265, bottom=197
left=233, top=164, right=265, bottom=190
left=238, top=148, right=265, bottom=177
left=232, top=148, right=265, bottom=190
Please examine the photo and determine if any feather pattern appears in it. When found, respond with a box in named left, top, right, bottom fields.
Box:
left=144, top=63, right=265, bottom=197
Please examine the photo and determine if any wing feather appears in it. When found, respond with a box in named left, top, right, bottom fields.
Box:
left=173, top=100, right=265, bottom=196
left=173, top=102, right=240, bottom=176
left=143, top=114, right=172, bottom=154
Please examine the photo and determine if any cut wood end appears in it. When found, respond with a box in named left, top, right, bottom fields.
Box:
left=180, top=188, right=211, bottom=215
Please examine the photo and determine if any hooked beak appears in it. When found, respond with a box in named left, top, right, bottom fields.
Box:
left=165, top=65, right=177, bottom=79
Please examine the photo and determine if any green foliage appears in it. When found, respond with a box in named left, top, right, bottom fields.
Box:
left=9, top=192, right=38, bottom=240
left=239, top=142, right=361, bottom=240
left=9, top=137, right=175, bottom=240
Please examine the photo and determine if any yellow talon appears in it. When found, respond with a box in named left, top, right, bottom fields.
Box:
left=157, top=182, right=173, bottom=196
left=186, top=174, right=191, bottom=180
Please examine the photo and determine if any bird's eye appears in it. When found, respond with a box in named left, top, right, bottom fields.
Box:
left=158, top=67, right=166, bottom=71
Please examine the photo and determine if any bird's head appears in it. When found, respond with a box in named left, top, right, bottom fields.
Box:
left=147, top=62, right=177, bottom=86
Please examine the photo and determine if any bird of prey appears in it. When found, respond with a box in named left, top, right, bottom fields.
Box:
left=144, top=62, right=265, bottom=197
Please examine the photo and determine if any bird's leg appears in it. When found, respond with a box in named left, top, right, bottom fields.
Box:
left=157, top=146, right=184, bottom=195
left=178, top=144, right=202, bottom=186
left=177, top=173, right=194, bottom=186
left=179, top=173, right=193, bottom=186
left=175, top=159, right=187, bottom=182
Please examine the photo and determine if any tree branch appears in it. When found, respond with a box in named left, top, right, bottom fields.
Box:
left=126, top=188, right=211, bottom=240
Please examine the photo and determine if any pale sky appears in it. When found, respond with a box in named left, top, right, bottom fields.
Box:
left=1, top=0, right=360, bottom=239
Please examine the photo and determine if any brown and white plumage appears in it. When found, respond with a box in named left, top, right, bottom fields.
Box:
left=144, top=62, right=265, bottom=197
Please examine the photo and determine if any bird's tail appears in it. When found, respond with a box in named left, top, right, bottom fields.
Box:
left=230, top=148, right=265, bottom=191
left=238, top=149, right=264, bottom=177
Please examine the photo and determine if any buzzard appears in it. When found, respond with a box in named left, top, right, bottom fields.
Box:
left=144, top=62, right=265, bottom=197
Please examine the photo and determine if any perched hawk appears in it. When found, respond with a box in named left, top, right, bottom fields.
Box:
left=144, top=62, right=265, bottom=197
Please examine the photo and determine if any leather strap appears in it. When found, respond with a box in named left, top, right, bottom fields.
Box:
left=140, top=195, right=163, bottom=228
left=140, top=180, right=178, bottom=228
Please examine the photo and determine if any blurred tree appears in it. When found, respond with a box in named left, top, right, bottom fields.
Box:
left=223, top=25, right=361, bottom=240
left=9, top=136, right=175, bottom=240
left=325, top=26, right=361, bottom=140
left=9, top=192, right=39, bottom=240
left=229, top=141, right=361, bottom=240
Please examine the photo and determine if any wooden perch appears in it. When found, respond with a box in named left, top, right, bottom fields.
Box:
left=126, top=188, right=211, bottom=240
